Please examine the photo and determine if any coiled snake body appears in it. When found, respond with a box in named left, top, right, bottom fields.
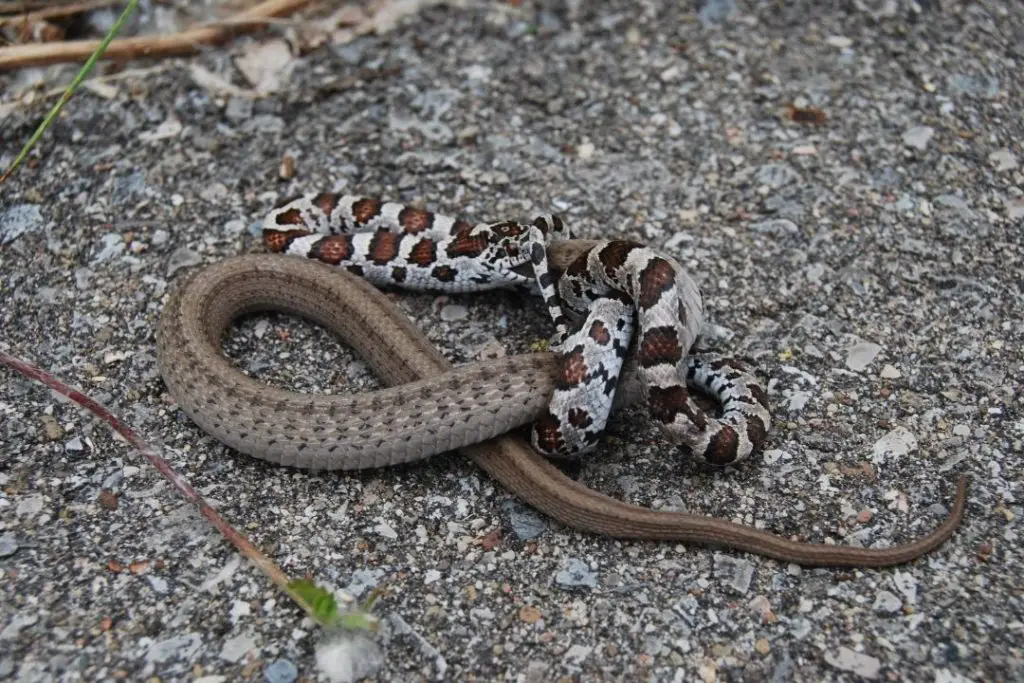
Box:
left=155, top=193, right=968, bottom=567
left=262, top=193, right=770, bottom=465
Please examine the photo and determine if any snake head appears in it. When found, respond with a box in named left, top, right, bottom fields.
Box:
left=463, top=215, right=569, bottom=288
left=468, top=220, right=546, bottom=271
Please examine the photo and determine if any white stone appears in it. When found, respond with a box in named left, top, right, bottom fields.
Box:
left=825, top=646, right=880, bottom=679
left=879, top=364, right=901, bottom=379
left=219, top=631, right=257, bottom=663
left=872, top=427, right=918, bottom=463
left=846, top=341, right=882, bottom=371
left=902, top=126, right=934, bottom=151
left=562, top=644, right=593, bottom=665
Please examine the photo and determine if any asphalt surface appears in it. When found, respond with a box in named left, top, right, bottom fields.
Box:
left=1, top=1, right=1021, bottom=681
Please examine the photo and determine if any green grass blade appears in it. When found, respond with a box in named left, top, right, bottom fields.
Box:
left=0, top=0, right=141, bottom=184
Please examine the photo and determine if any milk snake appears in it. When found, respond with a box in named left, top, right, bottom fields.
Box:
left=262, top=193, right=771, bottom=465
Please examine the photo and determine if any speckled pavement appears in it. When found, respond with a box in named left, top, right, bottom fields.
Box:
left=1, top=1, right=1021, bottom=681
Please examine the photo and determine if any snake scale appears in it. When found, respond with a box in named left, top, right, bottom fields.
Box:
left=156, top=194, right=968, bottom=567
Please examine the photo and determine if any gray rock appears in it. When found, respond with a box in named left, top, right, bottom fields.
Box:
left=756, top=163, right=800, bottom=189
left=902, top=126, right=934, bottom=151
left=502, top=500, right=547, bottom=540
left=0, top=533, right=18, bottom=558
left=16, top=494, right=43, bottom=519
left=697, top=0, right=738, bottom=27
left=145, top=633, right=202, bottom=664
left=714, top=555, right=756, bottom=594
left=989, top=149, right=1018, bottom=172
left=219, top=631, right=257, bottom=663
left=264, top=659, right=298, bottom=683
left=825, top=646, right=881, bottom=679
left=873, top=590, right=902, bottom=614
left=346, top=568, right=386, bottom=598
left=522, top=660, right=549, bottom=683
left=440, top=304, right=468, bottom=322
left=538, top=11, right=564, bottom=33
left=846, top=341, right=882, bottom=371
left=147, top=576, right=169, bottom=594
left=947, top=73, right=1000, bottom=99
left=934, top=194, right=970, bottom=211
left=334, top=41, right=366, bottom=65
left=0, top=611, right=38, bottom=640
left=1005, top=197, right=1024, bottom=220
left=562, top=643, right=592, bottom=665
left=0, top=204, right=44, bottom=245
left=872, top=427, right=918, bottom=462
left=224, top=97, right=253, bottom=122
left=73, top=268, right=93, bottom=291
left=111, top=171, right=147, bottom=203
left=505, top=20, right=531, bottom=39
left=772, top=650, right=795, bottom=683
left=92, top=233, right=126, bottom=263
left=166, top=247, right=203, bottom=277
left=555, top=558, right=599, bottom=590
left=242, top=115, right=285, bottom=134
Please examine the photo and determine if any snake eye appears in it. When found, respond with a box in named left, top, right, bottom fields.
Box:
left=505, top=243, right=519, bottom=256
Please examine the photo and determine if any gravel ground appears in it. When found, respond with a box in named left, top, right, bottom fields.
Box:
left=1, top=1, right=1022, bottom=681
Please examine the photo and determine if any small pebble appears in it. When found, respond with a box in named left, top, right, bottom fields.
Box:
left=989, top=149, right=1018, bottom=172
left=41, top=416, right=63, bottom=440
left=0, top=533, right=18, bottom=558
left=264, top=659, right=298, bottom=683
left=1006, top=197, right=1024, bottom=220
left=902, top=126, right=934, bottom=151
left=825, top=647, right=881, bottom=679
left=555, top=558, right=599, bottom=590
left=519, top=606, right=542, bottom=624
left=0, top=204, right=44, bottom=245
left=374, top=523, right=398, bottom=539
left=145, top=634, right=203, bottom=664
left=873, top=590, right=902, bottom=614
left=562, top=644, right=592, bottom=665
left=846, top=342, right=882, bottom=371
left=879, top=364, right=901, bottom=379
left=166, top=247, right=203, bottom=277
left=872, top=427, right=918, bottom=461
left=440, top=304, right=468, bottom=322
left=502, top=501, right=547, bottom=540
left=16, top=494, right=44, bottom=518
left=219, top=632, right=257, bottom=663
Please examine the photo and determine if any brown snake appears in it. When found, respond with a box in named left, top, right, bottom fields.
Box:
left=156, top=241, right=968, bottom=568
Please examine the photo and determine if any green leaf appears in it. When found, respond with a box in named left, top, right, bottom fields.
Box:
left=338, top=611, right=380, bottom=632
left=289, top=578, right=340, bottom=626
left=288, top=579, right=381, bottom=632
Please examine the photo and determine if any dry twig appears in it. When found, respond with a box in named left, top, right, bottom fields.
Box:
left=0, top=348, right=322, bottom=621
left=0, top=0, right=312, bottom=70
left=0, top=1, right=60, bottom=13
left=0, top=0, right=124, bottom=27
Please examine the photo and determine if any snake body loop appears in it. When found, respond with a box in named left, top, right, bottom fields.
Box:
left=156, top=248, right=968, bottom=567
left=261, top=194, right=772, bottom=464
